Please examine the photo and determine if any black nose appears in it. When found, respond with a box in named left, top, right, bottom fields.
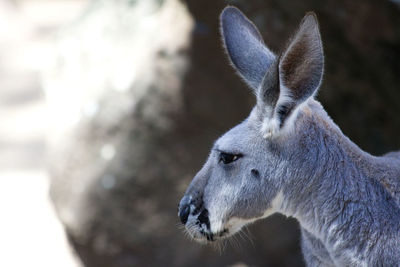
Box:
left=179, top=203, right=190, bottom=225
left=179, top=194, right=203, bottom=225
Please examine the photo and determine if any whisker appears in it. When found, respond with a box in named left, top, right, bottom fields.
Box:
left=230, top=233, right=241, bottom=250
left=242, top=226, right=255, bottom=247
left=222, top=238, right=228, bottom=252
left=176, top=223, right=185, bottom=229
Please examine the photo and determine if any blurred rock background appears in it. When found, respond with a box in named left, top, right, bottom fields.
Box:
left=0, top=1, right=85, bottom=266
left=1, top=0, right=400, bottom=266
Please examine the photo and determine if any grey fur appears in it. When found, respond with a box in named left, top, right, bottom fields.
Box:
left=220, top=6, right=275, bottom=89
left=178, top=6, right=400, bottom=266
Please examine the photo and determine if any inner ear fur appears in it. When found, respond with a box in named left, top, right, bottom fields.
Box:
left=261, top=12, right=324, bottom=136
left=279, top=12, right=324, bottom=103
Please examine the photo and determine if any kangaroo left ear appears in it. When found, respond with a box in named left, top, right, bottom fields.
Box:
left=261, top=12, right=324, bottom=138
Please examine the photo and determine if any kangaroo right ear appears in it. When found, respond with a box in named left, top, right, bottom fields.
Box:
left=220, top=6, right=276, bottom=89
left=278, top=13, right=324, bottom=105
left=259, top=12, right=324, bottom=138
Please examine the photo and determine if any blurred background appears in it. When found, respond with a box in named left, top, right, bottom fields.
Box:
left=1, top=0, right=399, bottom=266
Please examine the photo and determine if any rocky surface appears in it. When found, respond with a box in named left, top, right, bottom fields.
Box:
left=46, top=0, right=400, bottom=266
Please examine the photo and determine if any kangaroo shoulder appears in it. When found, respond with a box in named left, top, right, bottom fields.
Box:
left=374, top=151, right=400, bottom=206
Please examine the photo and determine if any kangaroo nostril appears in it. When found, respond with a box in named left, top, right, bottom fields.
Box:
left=197, top=209, right=210, bottom=229
left=179, top=204, right=190, bottom=225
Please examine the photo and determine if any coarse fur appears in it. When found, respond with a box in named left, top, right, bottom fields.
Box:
left=178, top=6, right=400, bottom=266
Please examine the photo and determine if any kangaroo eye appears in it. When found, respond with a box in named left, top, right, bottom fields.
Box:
left=219, top=152, right=242, bottom=164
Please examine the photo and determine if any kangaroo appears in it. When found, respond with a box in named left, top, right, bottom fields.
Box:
left=178, top=6, right=400, bottom=266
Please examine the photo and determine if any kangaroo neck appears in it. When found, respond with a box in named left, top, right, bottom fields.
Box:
left=278, top=104, right=400, bottom=264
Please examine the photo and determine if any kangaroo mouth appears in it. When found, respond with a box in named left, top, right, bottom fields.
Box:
left=198, top=228, right=229, bottom=242
left=186, top=226, right=230, bottom=243
left=183, top=208, right=231, bottom=242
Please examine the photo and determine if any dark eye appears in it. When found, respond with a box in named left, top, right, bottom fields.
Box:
left=219, top=152, right=242, bottom=164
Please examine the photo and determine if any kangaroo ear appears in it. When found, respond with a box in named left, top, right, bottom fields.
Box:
left=220, top=6, right=276, bottom=89
left=261, top=12, right=324, bottom=138
left=279, top=12, right=323, bottom=103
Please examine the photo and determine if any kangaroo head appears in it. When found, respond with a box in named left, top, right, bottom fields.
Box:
left=178, top=6, right=324, bottom=242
